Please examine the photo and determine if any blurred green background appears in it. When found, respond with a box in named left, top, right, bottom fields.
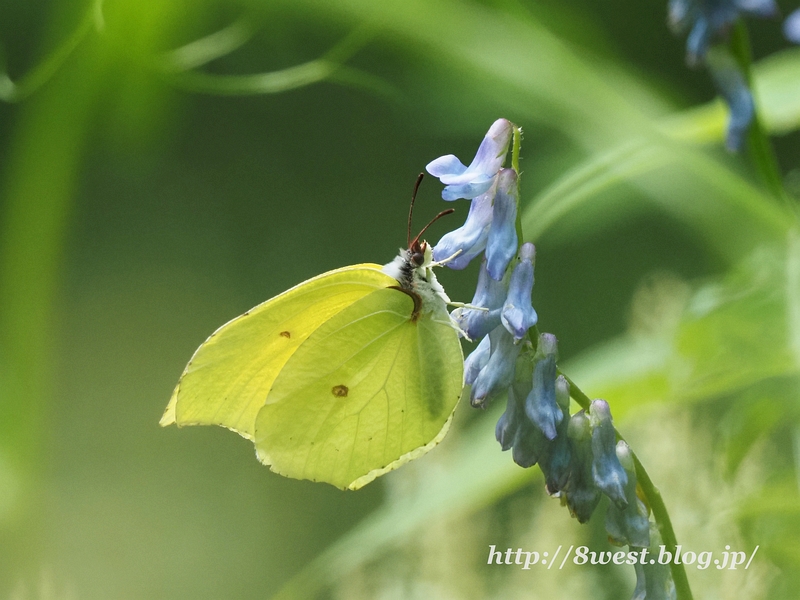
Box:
left=1, top=0, right=800, bottom=598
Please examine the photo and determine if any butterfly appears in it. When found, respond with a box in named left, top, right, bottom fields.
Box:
left=160, top=176, right=464, bottom=490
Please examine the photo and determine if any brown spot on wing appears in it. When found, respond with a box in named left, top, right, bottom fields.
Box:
left=331, top=385, right=349, bottom=398
left=279, top=331, right=291, bottom=338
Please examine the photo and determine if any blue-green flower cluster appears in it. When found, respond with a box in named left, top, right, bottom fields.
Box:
left=427, top=119, right=655, bottom=546
left=786, top=9, right=800, bottom=43
left=667, top=0, right=778, bottom=150
left=668, top=0, right=777, bottom=65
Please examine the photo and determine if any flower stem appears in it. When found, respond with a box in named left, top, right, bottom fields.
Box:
left=511, top=125, right=525, bottom=246
left=559, top=372, right=694, bottom=600
left=511, top=125, right=522, bottom=175
left=729, top=20, right=796, bottom=212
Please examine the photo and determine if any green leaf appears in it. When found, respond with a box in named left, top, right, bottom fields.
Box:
left=676, top=244, right=798, bottom=402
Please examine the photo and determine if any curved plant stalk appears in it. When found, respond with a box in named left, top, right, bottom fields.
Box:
left=161, top=17, right=255, bottom=73
left=159, top=17, right=256, bottom=73
left=0, top=1, right=102, bottom=103
left=157, top=26, right=395, bottom=99
left=517, top=128, right=693, bottom=599
left=0, top=4, right=388, bottom=103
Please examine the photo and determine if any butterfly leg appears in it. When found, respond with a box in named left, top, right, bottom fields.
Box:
left=430, top=248, right=463, bottom=268
left=447, top=301, right=489, bottom=311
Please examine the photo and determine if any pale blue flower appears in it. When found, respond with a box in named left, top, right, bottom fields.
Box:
left=501, top=243, right=538, bottom=340
left=785, top=9, right=800, bottom=43
left=470, top=326, right=521, bottom=408
left=537, top=375, right=572, bottom=493
left=451, top=258, right=505, bottom=341
left=565, top=411, right=601, bottom=523
left=667, top=0, right=777, bottom=150
left=511, top=412, right=541, bottom=468
left=495, top=385, right=523, bottom=452
left=432, top=186, right=494, bottom=269
left=426, top=118, right=512, bottom=200
left=735, top=0, right=779, bottom=17
left=496, top=375, right=533, bottom=457
left=485, top=169, right=519, bottom=280
left=605, top=441, right=651, bottom=548
left=464, top=334, right=491, bottom=387
left=505, top=387, right=548, bottom=469
left=524, top=334, right=561, bottom=440
left=590, top=399, right=628, bottom=509
left=669, top=0, right=778, bottom=65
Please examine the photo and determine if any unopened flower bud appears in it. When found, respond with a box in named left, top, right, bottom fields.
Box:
left=589, top=399, right=628, bottom=509
left=605, top=441, right=650, bottom=548
left=501, top=243, right=538, bottom=340
left=463, top=334, right=491, bottom=386
left=524, top=334, right=561, bottom=440
left=470, top=327, right=520, bottom=408
left=565, top=411, right=601, bottom=523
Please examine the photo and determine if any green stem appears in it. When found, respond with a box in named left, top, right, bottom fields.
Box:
left=511, top=124, right=522, bottom=175
left=0, top=5, right=97, bottom=103
left=511, top=124, right=525, bottom=246
left=560, top=372, right=694, bottom=600
left=729, top=21, right=796, bottom=212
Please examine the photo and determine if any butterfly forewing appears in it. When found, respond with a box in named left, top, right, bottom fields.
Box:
left=161, top=265, right=393, bottom=439
left=254, top=287, right=463, bottom=489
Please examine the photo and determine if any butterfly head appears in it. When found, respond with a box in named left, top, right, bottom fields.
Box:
left=382, top=243, right=431, bottom=290
left=409, top=238, right=430, bottom=269
left=382, top=174, right=455, bottom=297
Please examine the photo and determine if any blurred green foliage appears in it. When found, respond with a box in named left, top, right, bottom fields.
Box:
left=1, top=0, right=799, bottom=598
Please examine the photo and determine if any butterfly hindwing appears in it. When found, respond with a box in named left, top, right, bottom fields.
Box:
left=161, top=264, right=393, bottom=439
left=254, top=287, right=464, bottom=489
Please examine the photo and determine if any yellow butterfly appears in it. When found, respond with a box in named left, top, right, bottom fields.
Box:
left=161, top=177, right=464, bottom=489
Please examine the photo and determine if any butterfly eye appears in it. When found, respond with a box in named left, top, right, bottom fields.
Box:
left=411, top=251, right=425, bottom=266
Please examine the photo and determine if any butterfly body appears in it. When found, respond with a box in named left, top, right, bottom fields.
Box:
left=162, top=242, right=464, bottom=490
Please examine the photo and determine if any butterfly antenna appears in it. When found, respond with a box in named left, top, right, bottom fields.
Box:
left=409, top=208, right=455, bottom=249
left=407, top=173, right=425, bottom=248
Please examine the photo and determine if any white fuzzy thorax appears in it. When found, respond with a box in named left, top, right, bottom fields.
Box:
left=381, top=251, right=408, bottom=283
left=382, top=244, right=453, bottom=320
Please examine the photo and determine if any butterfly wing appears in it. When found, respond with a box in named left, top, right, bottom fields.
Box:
left=161, top=264, right=392, bottom=439
left=254, top=287, right=464, bottom=490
